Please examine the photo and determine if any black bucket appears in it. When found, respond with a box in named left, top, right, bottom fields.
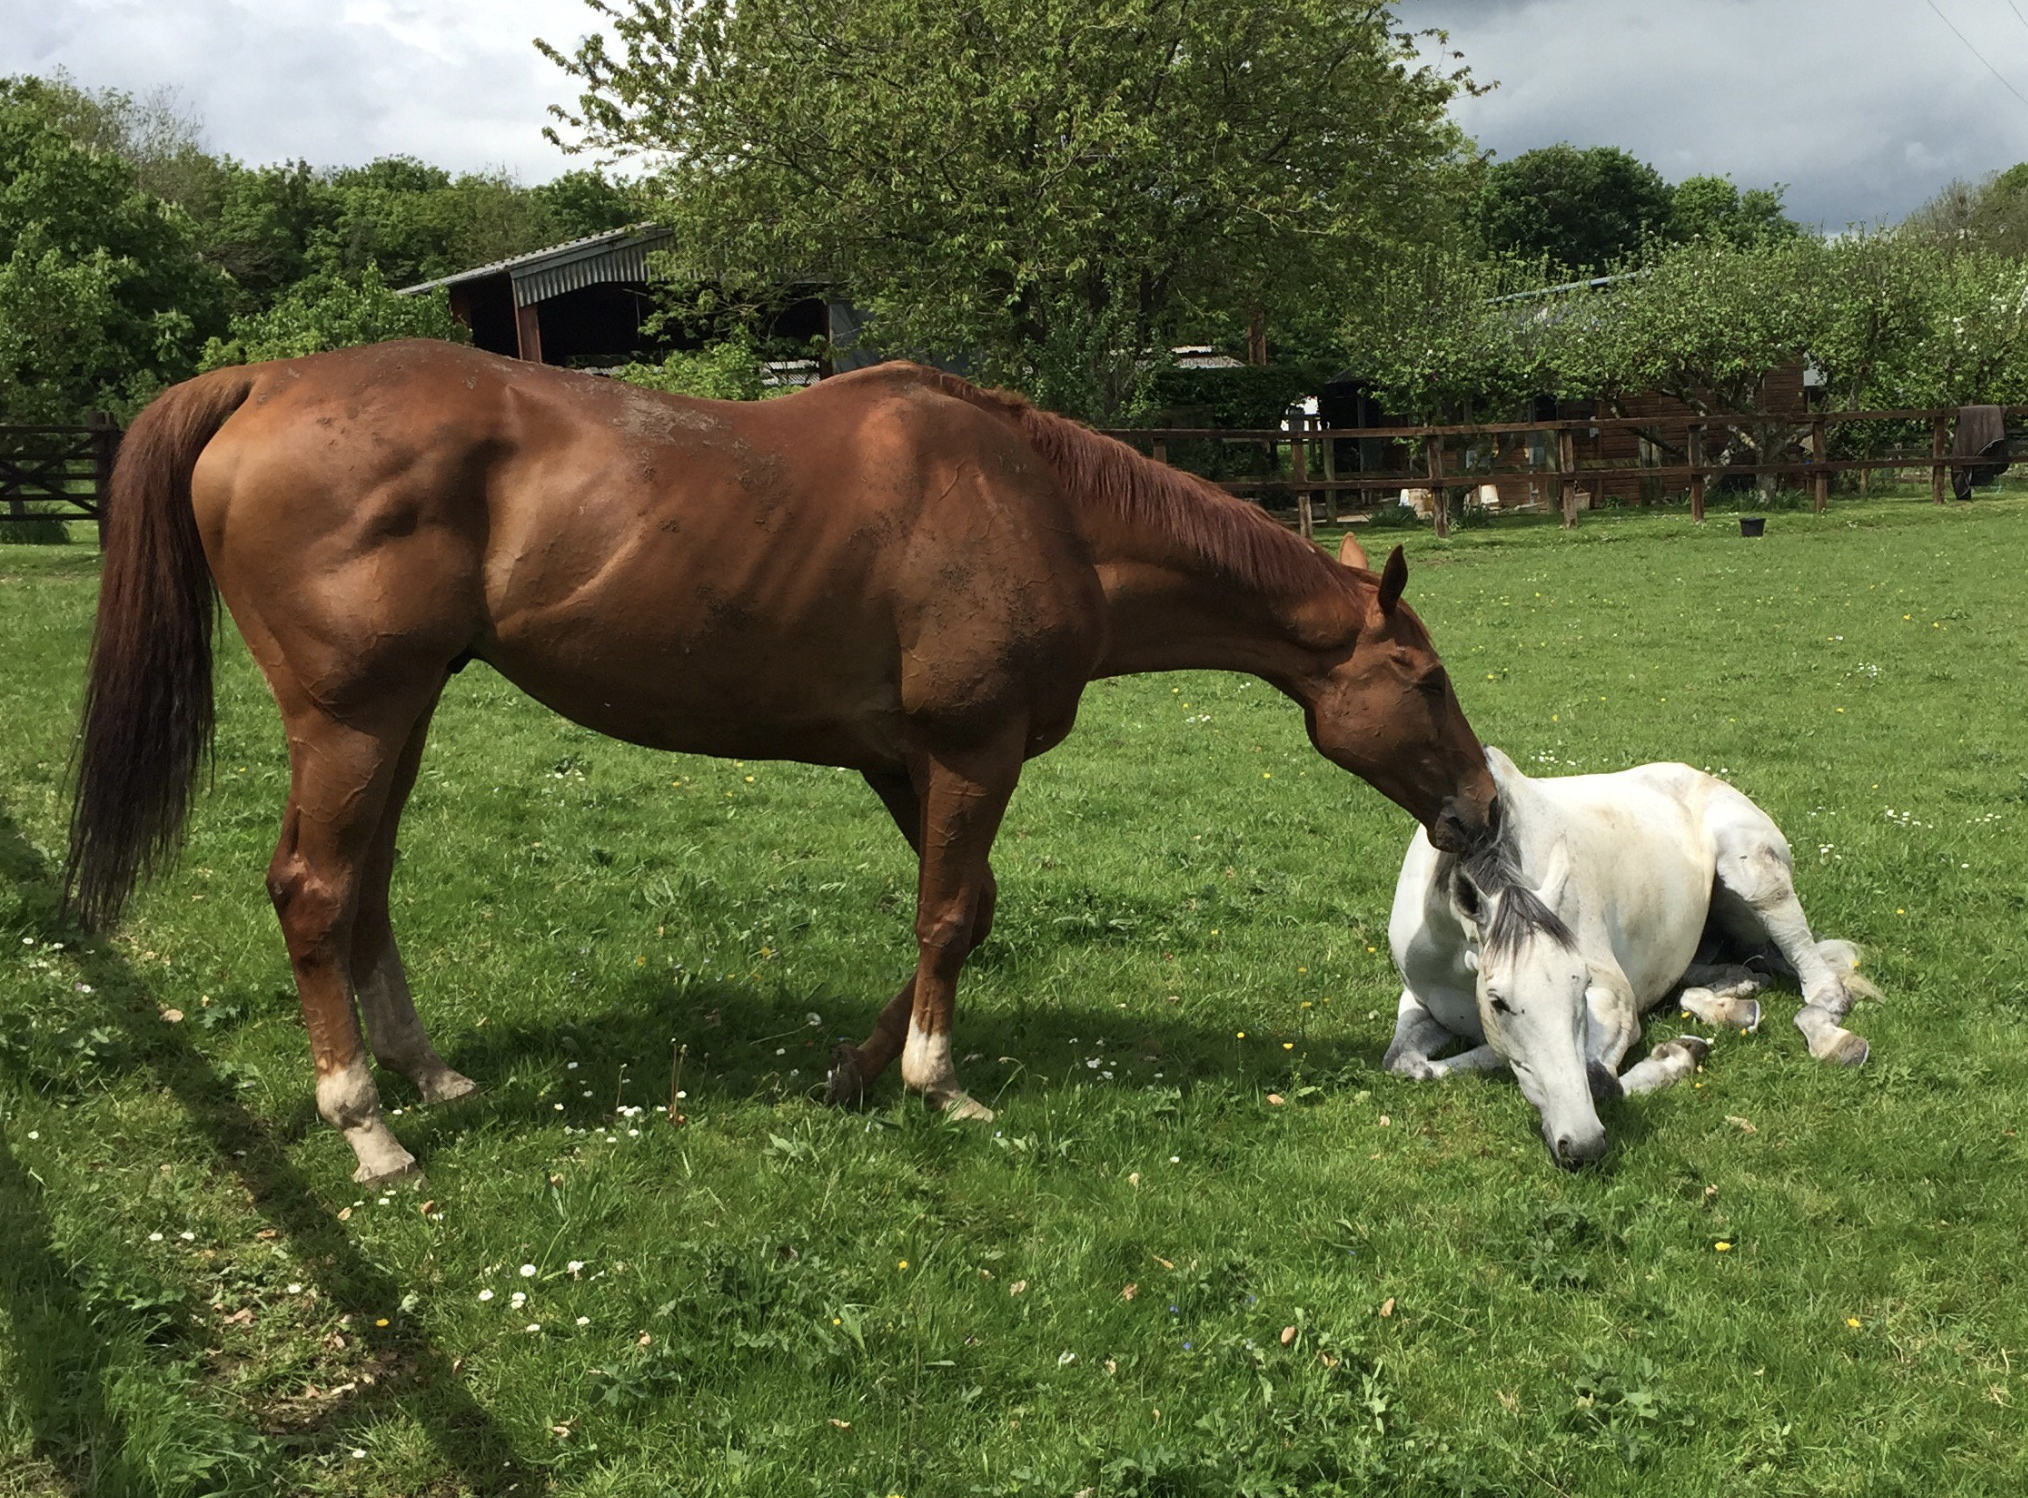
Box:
left=1739, top=516, right=1766, bottom=537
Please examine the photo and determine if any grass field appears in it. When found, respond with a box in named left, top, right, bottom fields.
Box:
left=3, top=489, right=2026, bottom=1497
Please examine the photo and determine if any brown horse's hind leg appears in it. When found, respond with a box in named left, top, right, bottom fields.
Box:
left=350, top=698, right=477, bottom=1107
left=825, top=767, right=1002, bottom=1111
left=267, top=691, right=440, bottom=1183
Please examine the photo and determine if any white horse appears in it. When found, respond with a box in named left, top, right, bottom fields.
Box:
left=1384, top=748, right=1877, bottom=1168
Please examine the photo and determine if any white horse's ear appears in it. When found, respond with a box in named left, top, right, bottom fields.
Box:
left=1462, top=948, right=1481, bottom=973
left=1450, top=864, right=1491, bottom=937
left=1535, top=837, right=1575, bottom=917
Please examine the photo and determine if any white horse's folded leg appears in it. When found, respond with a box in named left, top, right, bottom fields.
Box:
left=1383, top=990, right=1462, bottom=1081
left=1714, top=833, right=1869, bottom=1064
left=1618, top=1035, right=1711, bottom=1096
left=1673, top=969, right=1764, bottom=1032
left=1423, top=1044, right=1506, bottom=1079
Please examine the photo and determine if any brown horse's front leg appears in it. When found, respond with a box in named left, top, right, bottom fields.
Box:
left=827, top=769, right=1000, bottom=1108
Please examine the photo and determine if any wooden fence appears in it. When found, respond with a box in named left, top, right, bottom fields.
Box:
left=0, top=416, right=121, bottom=537
left=1102, top=407, right=2027, bottom=538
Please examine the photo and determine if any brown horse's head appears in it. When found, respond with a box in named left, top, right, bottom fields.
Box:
left=1303, top=537, right=1498, bottom=853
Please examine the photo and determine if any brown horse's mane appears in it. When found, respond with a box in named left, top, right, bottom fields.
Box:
left=905, top=367, right=1362, bottom=601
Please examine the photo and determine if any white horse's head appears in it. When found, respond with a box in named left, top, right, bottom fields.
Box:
left=1451, top=839, right=1611, bottom=1169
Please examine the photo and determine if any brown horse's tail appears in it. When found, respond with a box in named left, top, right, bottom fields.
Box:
left=64, top=369, right=255, bottom=930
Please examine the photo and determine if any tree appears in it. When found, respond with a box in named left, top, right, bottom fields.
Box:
left=541, top=0, right=1476, bottom=419
left=1906, top=165, right=2028, bottom=258
left=0, top=96, right=229, bottom=419
left=1345, top=247, right=1558, bottom=421
left=1668, top=174, right=1800, bottom=247
left=1545, top=236, right=1834, bottom=496
left=0, top=70, right=221, bottom=218
left=1472, top=144, right=1674, bottom=275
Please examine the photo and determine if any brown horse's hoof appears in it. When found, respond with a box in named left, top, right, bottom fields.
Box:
left=418, top=1069, right=479, bottom=1106
left=824, top=1044, right=867, bottom=1106
left=935, top=1090, right=995, bottom=1123
left=351, top=1152, right=423, bottom=1187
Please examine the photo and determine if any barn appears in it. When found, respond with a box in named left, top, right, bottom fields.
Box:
left=399, top=225, right=839, bottom=370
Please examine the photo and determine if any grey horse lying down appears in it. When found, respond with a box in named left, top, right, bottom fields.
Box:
left=1386, top=748, right=1878, bottom=1168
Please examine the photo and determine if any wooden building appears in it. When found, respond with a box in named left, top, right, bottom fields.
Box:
left=401, top=225, right=836, bottom=369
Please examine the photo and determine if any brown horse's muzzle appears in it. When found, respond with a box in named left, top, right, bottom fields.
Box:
left=1429, top=787, right=1500, bottom=855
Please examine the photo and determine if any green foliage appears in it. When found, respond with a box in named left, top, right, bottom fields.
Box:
left=1473, top=143, right=1675, bottom=274
left=1669, top=173, right=1802, bottom=247
left=1905, top=163, right=2028, bottom=258
left=1143, top=363, right=1336, bottom=430
left=543, top=0, right=1477, bottom=419
left=0, top=93, right=228, bottom=420
left=608, top=336, right=774, bottom=400
left=198, top=264, right=466, bottom=368
left=1344, top=246, right=1559, bottom=420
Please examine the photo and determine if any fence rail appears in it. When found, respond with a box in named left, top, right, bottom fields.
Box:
left=0, top=415, right=121, bottom=534
left=1101, top=406, right=2028, bottom=537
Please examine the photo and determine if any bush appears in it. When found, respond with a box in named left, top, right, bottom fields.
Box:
left=609, top=337, right=776, bottom=401
left=199, top=263, right=466, bottom=368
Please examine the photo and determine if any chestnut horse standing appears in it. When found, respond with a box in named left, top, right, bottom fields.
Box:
left=66, top=341, right=1496, bottom=1183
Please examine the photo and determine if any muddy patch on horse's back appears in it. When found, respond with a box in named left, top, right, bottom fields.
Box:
left=611, top=388, right=720, bottom=442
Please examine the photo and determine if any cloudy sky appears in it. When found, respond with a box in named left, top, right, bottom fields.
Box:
left=5, top=1, right=2025, bottom=228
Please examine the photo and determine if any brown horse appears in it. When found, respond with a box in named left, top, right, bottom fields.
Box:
left=65, top=341, right=1497, bottom=1182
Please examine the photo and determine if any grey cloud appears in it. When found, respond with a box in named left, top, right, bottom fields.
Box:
left=1400, top=0, right=2028, bottom=226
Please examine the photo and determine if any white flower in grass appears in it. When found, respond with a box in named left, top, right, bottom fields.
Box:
left=179, top=1231, right=196, bottom=1241
left=510, top=1291, right=527, bottom=1308
left=148, top=1232, right=163, bottom=1242
left=478, top=1290, right=494, bottom=1302
left=567, top=1061, right=579, bottom=1070
left=525, top=1323, right=541, bottom=1333
left=520, top=1263, right=537, bottom=1277
left=1058, top=1350, right=1077, bottom=1366
left=350, top=1448, right=367, bottom=1459
left=576, top=1316, right=590, bottom=1326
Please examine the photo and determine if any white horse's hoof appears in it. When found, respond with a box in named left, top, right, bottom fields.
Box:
left=1669, top=1034, right=1713, bottom=1065
left=1735, top=999, right=1762, bottom=1033
left=1818, top=1030, right=1869, bottom=1068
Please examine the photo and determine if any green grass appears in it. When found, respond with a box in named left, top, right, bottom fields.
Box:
left=3, top=490, right=2026, bottom=1497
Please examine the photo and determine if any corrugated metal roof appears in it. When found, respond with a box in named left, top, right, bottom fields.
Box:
left=398, top=224, right=674, bottom=306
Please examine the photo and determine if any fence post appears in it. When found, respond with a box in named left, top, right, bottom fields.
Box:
left=1293, top=422, right=1313, bottom=539
left=1811, top=415, right=1828, bottom=514
left=1321, top=419, right=1339, bottom=524
left=1152, top=438, right=1168, bottom=468
left=1557, top=428, right=1578, bottom=529
left=1687, top=423, right=1705, bottom=523
left=1425, top=431, right=1448, bottom=539
left=88, top=411, right=120, bottom=545
left=1931, top=410, right=1949, bottom=505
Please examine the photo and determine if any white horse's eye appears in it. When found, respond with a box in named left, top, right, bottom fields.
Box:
left=1489, top=995, right=1515, bottom=1015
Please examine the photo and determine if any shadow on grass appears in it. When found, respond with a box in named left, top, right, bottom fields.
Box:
left=0, top=807, right=538, bottom=1496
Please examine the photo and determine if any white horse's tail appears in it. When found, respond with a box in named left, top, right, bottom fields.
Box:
left=1815, top=938, right=1883, bottom=1004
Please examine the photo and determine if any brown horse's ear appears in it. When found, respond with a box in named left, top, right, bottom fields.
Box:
left=1337, top=531, right=1369, bottom=570
left=1378, top=545, right=1408, bottom=613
